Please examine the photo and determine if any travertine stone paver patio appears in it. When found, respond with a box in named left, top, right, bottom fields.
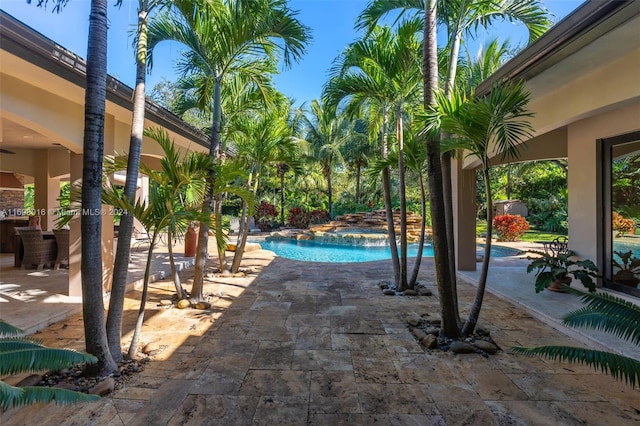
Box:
left=1, top=250, right=639, bottom=425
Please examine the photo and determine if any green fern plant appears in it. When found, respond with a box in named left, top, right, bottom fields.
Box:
left=512, top=290, right=640, bottom=388
left=0, top=320, right=100, bottom=410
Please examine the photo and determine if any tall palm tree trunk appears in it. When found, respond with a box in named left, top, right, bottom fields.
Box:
left=397, top=112, right=408, bottom=291
left=382, top=167, right=400, bottom=287
left=462, top=166, right=493, bottom=335
left=193, top=77, right=222, bottom=298
left=280, top=171, right=286, bottom=225
left=231, top=176, right=257, bottom=273
left=166, top=227, right=187, bottom=299
left=326, top=164, right=333, bottom=219
left=409, top=172, right=427, bottom=286
left=81, top=0, right=117, bottom=375
left=127, top=233, right=157, bottom=358
left=423, top=0, right=459, bottom=338
left=440, top=31, right=464, bottom=324
left=106, top=7, right=149, bottom=363
left=355, top=159, right=361, bottom=204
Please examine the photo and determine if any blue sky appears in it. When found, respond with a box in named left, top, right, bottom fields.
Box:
left=2, top=0, right=584, bottom=105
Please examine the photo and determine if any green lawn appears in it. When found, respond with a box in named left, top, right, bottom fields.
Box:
left=476, top=220, right=565, bottom=243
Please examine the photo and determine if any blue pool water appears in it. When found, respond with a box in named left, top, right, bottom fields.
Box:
left=258, top=239, right=521, bottom=263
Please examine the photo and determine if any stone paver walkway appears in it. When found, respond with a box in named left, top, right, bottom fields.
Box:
left=2, top=250, right=639, bottom=425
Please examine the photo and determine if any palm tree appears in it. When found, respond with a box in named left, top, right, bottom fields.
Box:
left=424, top=81, right=534, bottom=335
left=147, top=0, right=310, bottom=286
left=357, top=0, right=550, bottom=337
left=300, top=99, right=353, bottom=220
left=79, top=0, right=117, bottom=376
left=102, top=150, right=211, bottom=359
left=341, top=118, right=372, bottom=205
left=512, top=290, right=640, bottom=388
left=324, top=20, right=423, bottom=291
left=107, top=0, right=171, bottom=365
left=0, top=320, right=100, bottom=410
left=228, top=100, right=301, bottom=273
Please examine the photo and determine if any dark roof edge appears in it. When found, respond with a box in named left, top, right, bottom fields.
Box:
left=475, top=0, right=640, bottom=96
left=0, top=10, right=209, bottom=149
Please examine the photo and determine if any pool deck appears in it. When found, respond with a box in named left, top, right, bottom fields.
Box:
left=1, top=239, right=639, bottom=424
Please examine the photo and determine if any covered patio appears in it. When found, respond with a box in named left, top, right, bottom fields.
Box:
left=0, top=10, right=209, bottom=298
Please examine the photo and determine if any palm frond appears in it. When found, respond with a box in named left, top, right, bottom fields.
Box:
left=562, top=291, right=640, bottom=346
left=0, top=346, right=98, bottom=376
left=0, top=382, right=100, bottom=410
left=512, top=345, right=640, bottom=388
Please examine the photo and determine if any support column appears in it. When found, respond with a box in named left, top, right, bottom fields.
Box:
left=69, top=153, right=82, bottom=297
left=33, top=150, right=60, bottom=231
left=453, top=156, right=477, bottom=271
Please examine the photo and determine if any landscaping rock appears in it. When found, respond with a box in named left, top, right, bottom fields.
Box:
left=176, top=299, right=191, bottom=309
left=425, top=327, right=439, bottom=336
left=406, top=314, right=422, bottom=327
left=411, top=329, right=427, bottom=340
left=383, top=289, right=396, bottom=296
left=450, top=341, right=475, bottom=354
left=158, top=299, right=173, bottom=306
left=195, top=301, right=211, bottom=310
left=379, top=281, right=390, bottom=290
left=403, top=289, right=418, bottom=296
left=474, top=340, right=499, bottom=354
left=89, top=377, right=115, bottom=396
left=422, top=334, right=438, bottom=349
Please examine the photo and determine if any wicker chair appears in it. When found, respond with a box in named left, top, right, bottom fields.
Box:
left=53, top=229, right=70, bottom=269
left=17, top=228, right=56, bottom=270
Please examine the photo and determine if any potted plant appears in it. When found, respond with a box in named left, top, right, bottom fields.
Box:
left=527, top=248, right=599, bottom=293
left=612, top=250, right=640, bottom=287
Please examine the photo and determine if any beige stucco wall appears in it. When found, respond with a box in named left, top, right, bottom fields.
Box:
left=567, top=100, right=640, bottom=269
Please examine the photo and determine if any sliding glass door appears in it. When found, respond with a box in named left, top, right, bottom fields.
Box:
left=603, top=132, right=640, bottom=297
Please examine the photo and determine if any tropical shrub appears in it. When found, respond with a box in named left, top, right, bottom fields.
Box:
left=512, top=290, right=640, bottom=388
left=612, top=211, right=634, bottom=237
left=309, top=209, right=329, bottom=224
left=0, top=320, right=100, bottom=410
left=493, top=214, right=530, bottom=241
left=287, top=207, right=309, bottom=228
left=254, top=201, right=278, bottom=231
left=527, top=196, right=568, bottom=233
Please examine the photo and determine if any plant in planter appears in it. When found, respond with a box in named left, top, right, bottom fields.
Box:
left=612, top=250, right=640, bottom=288
left=527, top=248, right=599, bottom=293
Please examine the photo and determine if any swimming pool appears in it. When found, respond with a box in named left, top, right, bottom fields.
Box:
left=258, top=239, right=521, bottom=263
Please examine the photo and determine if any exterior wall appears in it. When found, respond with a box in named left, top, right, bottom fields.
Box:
left=567, top=100, right=640, bottom=271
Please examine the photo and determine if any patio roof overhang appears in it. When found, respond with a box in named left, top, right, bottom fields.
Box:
left=0, top=10, right=209, bottom=157
left=464, top=0, right=640, bottom=170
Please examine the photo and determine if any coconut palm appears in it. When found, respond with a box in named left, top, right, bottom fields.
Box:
left=513, top=290, right=640, bottom=388
left=147, top=0, right=310, bottom=286
left=424, top=80, right=534, bottom=335
left=324, top=20, right=423, bottom=290
left=0, top=320, right=99, bottom=410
